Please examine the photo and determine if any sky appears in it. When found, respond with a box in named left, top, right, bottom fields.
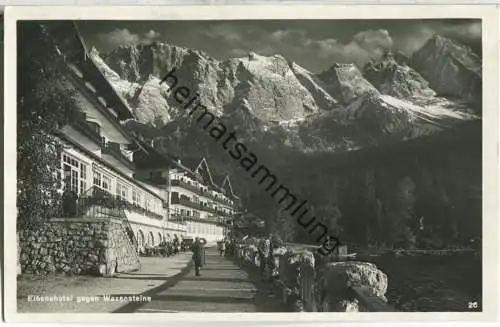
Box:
left=77, top=19, right=481, bottom=73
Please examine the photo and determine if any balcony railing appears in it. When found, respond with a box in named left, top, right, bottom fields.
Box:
left=171, top=179, right=234, bottom=206
left=170, top=214, right=227, bottom=226
left=172, top=197, right=204, bottom=211
left=102, top=142, right=135, bottom=169
left=167, top=215, right=188, bottom=224
left=79, top=187, right=163, bottom=220
left=171, top=179, right=200, bottom=194
left=203, top=191, right=233, bottom=206
left=217, top=210, right=233, bottom=217
left=171, top=196, right=226, bottom=215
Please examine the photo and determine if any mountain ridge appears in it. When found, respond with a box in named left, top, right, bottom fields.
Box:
left=89, top=34, right=481, bottom=157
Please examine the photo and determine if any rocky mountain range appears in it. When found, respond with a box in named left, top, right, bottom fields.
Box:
left=90, top=34, right=481, bottom=158
left=89, top=32, right=482, bottom=247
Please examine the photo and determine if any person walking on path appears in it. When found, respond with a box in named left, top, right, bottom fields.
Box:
left=217, top=240, right=226, bottom=256
left=224, top=239, right=231, bottom=257
left=191, top=237, right=204, bottom=276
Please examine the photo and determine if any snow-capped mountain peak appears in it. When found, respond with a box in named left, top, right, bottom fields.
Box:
left=88, top=36, right=480, bottom=154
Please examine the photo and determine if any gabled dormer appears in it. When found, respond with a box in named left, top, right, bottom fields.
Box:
left=221, top=176, right=235, bottom=198
left=192, top=158, right=215, bottom=187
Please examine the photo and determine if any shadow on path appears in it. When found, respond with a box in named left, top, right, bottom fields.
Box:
left=113, top=261, right=194, bottom=313
left=114, top=249, right=287, bottom=313
left=182, top=276, right=249, bottom=283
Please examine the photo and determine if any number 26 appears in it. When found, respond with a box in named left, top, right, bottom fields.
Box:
left=468, top=301, right=479, bottom=309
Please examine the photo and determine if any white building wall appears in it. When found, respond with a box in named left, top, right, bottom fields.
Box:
left=61, top=125, right=102, bottom=158
left=61, top=146, right=187, bottom=235
left=186, top=221, right=224, bottom=244
left=100, top=153, right=135, bottom=178
left=165, top=221, right=187, bottom=233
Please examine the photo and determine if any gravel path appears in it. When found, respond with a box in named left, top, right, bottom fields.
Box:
left=17, top=252, right=193, bottom=313
left=118, top=248, right=286, bottom=313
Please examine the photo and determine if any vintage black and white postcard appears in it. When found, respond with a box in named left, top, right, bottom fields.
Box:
left=3, top=4, right=499, bottom=323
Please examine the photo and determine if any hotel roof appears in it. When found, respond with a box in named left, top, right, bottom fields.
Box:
left=48, top=21, right=135, bottom=122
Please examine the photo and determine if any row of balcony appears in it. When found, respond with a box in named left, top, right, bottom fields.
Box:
left=171, top=196, right=233, bottom=217
left=169, top=214, right=230, bottom=226
left=171, top=179, right=234, bottom=206
left=81, top=187, right=164, bottom=220
left=83, top=186, right=233, bottom=221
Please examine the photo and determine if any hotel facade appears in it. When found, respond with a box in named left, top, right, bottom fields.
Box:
left=52, top=23, right=239, bottom=248
left=135, top=145, right=240, bottom=243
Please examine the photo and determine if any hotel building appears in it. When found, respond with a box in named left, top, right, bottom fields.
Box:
left=51, top=22, right=238, bottom=248
left=134, top=140, right=241, bottom=243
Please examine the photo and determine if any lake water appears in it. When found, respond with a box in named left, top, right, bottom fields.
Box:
left=360, top=253, right=482, bottom=312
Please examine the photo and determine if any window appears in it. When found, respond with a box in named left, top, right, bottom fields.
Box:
left=116, top=182, right=121, bottom=198
left=61, top=153, right=87, bottom=195
left=80, top=163, right=87, bottom=194
left=156, top=199, right=161, bottom=214
left=121, top=185, right=128, bottom=201
left=93, top=170, right=102, bottom=188
left=145, top=197, right=151, bottom=211
left=102, top=175, right=111, bottom=191
left=71, top=170, right=78, bottom=194
left=63, top=154, right=79, bottom=168
left=116, top=182, right=128, bottom=201
left=132, top=190, right=138, bottom=206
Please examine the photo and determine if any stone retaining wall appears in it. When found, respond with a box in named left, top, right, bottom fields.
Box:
left=234, top=239, right=391, bottom=312
left=18, top=217, right=140, bottom=276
